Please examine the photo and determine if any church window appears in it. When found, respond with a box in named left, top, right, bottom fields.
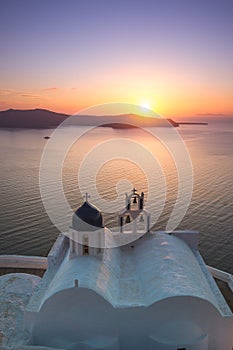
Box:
left=82, top=235, right=89, bottom=255
left=83, top=245, right=89, bottom=255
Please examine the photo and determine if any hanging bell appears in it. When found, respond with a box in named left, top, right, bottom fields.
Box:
left=139, top=215, right=144, bottom=223
left=133, top=196, right=137, bottom=204
left=125, top=215, right=131, bottom=223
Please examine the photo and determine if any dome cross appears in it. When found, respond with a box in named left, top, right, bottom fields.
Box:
left=83, top=192, right=91, bottom=202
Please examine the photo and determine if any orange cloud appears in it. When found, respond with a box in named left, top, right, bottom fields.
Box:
left=20, top=94, right=40, bottom=98
left=41, top=87, right=59, bottom=92
left=0, top=89, right=19, bottom=96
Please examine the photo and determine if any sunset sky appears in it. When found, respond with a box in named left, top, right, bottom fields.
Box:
left=0, top=0, right=233, bottom=117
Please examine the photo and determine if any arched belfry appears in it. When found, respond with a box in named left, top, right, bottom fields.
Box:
left=119, top=188, right=150, bottom=234
left=69, top=193, right=105, bottom=259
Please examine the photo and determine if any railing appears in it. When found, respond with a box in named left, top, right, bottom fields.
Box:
left=207, top=265, right=233, bottom=292
left=0, top=255, right=48, bottom=269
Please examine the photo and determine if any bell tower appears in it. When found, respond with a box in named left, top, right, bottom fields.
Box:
left=119, top=188, right=150, bottom=234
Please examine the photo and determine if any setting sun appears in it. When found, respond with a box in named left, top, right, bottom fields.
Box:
left=140, top=102, right=151, bottom=110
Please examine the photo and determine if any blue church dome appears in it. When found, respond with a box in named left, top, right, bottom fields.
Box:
left=72, top=201, right=103, bottom=231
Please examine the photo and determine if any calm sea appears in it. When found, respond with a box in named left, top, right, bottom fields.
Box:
left=0, top=117, right=233, bottom=273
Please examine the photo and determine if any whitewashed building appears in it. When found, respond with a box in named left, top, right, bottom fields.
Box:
left=24, top=190, right=233, bottom=350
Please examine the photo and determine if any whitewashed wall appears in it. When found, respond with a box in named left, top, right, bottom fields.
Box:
left=29, top=288, right=233, bottom=350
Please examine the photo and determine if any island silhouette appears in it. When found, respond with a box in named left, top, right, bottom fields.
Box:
left=0, top=108, right=207, bottom=129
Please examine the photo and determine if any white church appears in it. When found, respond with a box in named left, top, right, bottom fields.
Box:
left=21, top=188, right=233, bottom=350
left=0, top=189, right=233, bottom=350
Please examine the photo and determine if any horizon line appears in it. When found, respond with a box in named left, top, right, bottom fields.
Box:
left=0, top=107, right=232, bottom=119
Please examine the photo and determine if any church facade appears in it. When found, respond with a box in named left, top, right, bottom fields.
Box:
left=25, top=190, right=233, bottom=350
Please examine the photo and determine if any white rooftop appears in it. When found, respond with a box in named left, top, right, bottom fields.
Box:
left=31, top=232, right=231, bottom=315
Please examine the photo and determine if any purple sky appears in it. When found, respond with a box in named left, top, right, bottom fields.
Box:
left=0, top=0, right=233, bottom=116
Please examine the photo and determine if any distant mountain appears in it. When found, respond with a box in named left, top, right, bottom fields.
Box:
left=0, top=108, right=179, bottom=129
left=0, top=108, right=68, bottom=128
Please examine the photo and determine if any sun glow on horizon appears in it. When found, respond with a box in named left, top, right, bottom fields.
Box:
left=140, top=102, right=151, bottom=110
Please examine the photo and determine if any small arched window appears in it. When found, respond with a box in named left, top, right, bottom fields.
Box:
left=82, top=235, right=89, bottom=255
